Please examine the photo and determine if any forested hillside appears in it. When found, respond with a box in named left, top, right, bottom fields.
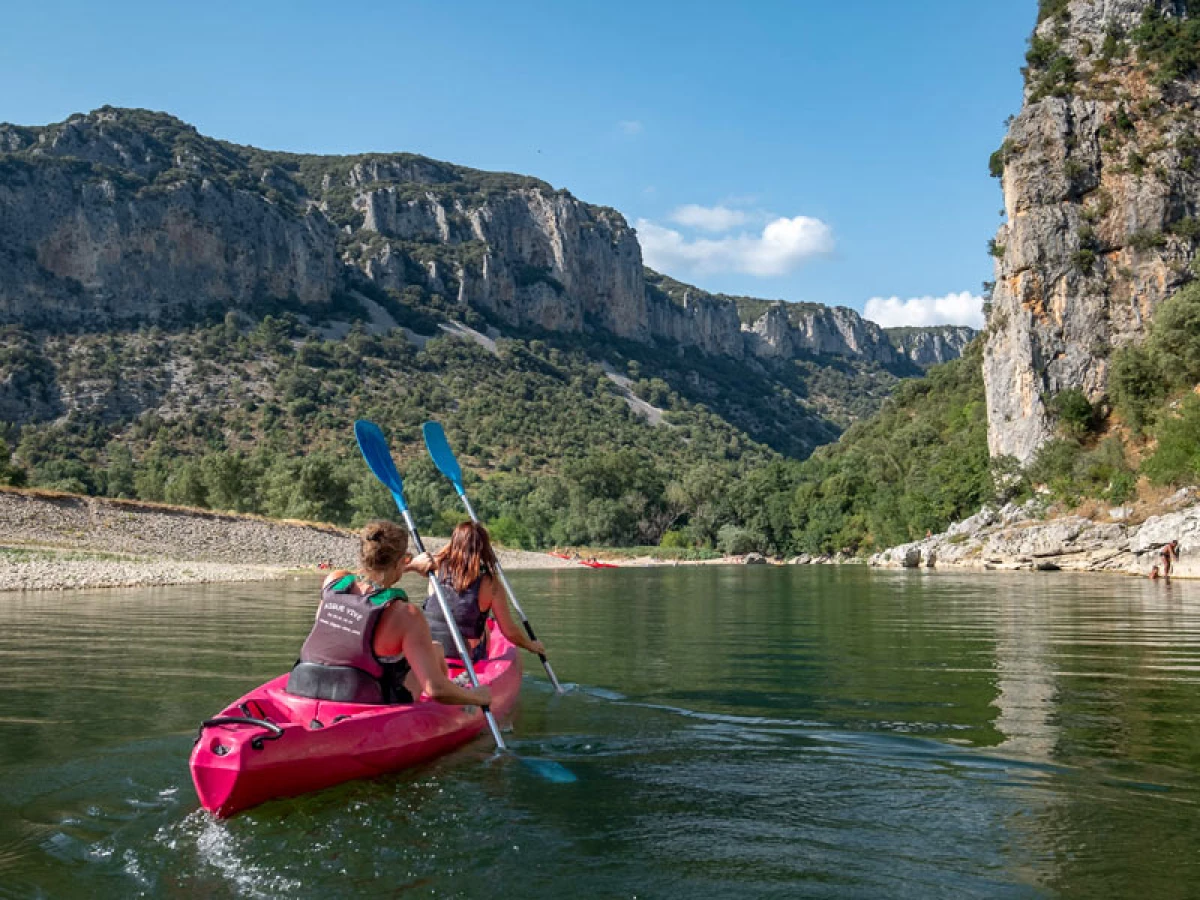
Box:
left=0, top=106, right=983, bottom=552
left=657, top=339, right=1001, bottom=558
left=0, top=310, right=997, bottom=555
left=0, top=315, right=764, bottom=546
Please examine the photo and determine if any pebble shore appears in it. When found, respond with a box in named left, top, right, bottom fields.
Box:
left=0, top=488, right=577, bottom=592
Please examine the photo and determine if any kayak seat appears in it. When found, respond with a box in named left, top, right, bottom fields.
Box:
left=286, top=662, right=384, bottom=704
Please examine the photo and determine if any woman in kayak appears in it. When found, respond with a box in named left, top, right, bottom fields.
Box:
left=287, top=520, right=491, bottom=707
left=414, top=521, right=546, bottom=663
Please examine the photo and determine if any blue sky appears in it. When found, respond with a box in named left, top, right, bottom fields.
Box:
left=0, top=0, right=1038, bottom=328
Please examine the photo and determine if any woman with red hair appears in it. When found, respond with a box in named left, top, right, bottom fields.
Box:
left=415, top=521, right=546, bottom=663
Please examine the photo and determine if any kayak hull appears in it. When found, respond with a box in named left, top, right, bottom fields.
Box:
left=189, top=624, right=521, bottom=817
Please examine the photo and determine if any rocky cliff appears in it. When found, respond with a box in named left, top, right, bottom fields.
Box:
left=984, top=0, right=1200, bottom=463
left=743, top=300, right=898, bottom=363
left=0, top=107, right=973, bottom=372
left=885, top=326, right=978, bottom=367
left=0, top=116, right=341, bottom=329
left=0, top=108, right=650, bottom=338
left=742, top=303, right=973, bottom=367
left=645, top=270, right=975, bottom=368
left=870, top=490, right=1200, bottom=578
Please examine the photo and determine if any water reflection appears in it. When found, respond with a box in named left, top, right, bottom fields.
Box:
left=3, top=568, right=1200, bottom=897
left=991, top=577, right=1060, bottom=760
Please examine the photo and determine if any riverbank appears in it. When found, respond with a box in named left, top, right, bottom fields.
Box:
left=870, top=489, right=1200, bottom=578
left=0, top=487, right=577, bottom=591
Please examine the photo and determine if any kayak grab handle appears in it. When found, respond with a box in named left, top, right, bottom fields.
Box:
left=198, top=715, right=284, bottom=750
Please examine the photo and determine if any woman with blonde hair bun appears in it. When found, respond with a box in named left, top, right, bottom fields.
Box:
left=286, top=520, right=491, bottom=707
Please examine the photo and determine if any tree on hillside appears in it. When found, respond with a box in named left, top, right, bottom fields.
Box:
left=0, top=439, right=26, bottom=487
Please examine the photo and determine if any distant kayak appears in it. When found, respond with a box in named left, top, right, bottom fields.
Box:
left=190, top=621, right=521, bottom=817
left=548, top=551, right=617, bottom=568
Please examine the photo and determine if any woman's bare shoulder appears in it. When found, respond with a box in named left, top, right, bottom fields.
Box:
left=322, top=569, right=353, bottom=589
left=480, top=573, right=501, bottom=607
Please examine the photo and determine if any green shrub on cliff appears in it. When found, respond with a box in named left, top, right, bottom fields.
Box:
left=1131, top=6, right=1200, bottom=84
left=1110, top=282, right=1200, bottom=431
left=1048, top=388, right=1098, bottom=439
left=989, top=140, right=1013, bottom=178
left=1024, top=33, right=1077, bottom=101
left=1036, top=0, right=1070, bottom=25
left=1109, top=345, right=1166, bottom=432
left=1143, top=395, right=1200, bottom=486
left=1145, top=282, right=1200, bottom=383
left=1029, top=435, right=1135, bottom=505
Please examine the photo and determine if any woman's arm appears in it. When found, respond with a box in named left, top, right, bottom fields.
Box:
left=376, top=602, right=490, bottom=706
left=484, top=576, right=546, bottom=656
left=406, top=552, right=436, bottom=577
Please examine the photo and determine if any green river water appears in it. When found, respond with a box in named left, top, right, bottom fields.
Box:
left=1, top=565, right=1200, bottom=898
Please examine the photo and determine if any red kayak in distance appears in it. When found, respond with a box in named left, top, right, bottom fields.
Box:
left=189, top=621, right=521, bottom=817
left=548, top=551, right=616, bottom=568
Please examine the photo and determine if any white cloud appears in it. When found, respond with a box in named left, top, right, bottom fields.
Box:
left=669, top=204, right=750, bottom=232
left=617, top=120, right=643, bottom=135
left=863, top=291, right=985, bottom=329
left=637, top=215, right=834, bottom=277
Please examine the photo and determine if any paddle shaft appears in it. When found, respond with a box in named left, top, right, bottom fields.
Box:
left=457, top=493, right=563, bottom=692
left=399, top=507, right=508, bottom=752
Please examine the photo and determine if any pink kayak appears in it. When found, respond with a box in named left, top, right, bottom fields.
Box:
left=190, top=622, right=522, bottom=817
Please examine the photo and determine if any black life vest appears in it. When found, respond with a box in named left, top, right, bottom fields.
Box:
left=423, top=571, right=489, bottom=662
left=288, top=574, right=410, bottom=703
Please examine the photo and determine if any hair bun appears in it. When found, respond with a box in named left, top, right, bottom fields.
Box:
left=364, top=526, right=384, bottom=542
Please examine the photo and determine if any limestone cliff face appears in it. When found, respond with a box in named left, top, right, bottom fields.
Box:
left=0, top=108, right=975, bottom=375
left=747, top=306, right=977, bottom=367
left=886, top=326, right=978, bottom=367
left=0, top=113, right=340, bottom=328
left=0, top=109, right=651, bottom=339
left=746, top=303, right=898, bottom=364
left=354, top=187, right=648, bottom=339
left=645, top=289, right=746, bottom=357
left=985, top=0, right=1200, bottom=462
left=641, top=272, right=974, bottom=367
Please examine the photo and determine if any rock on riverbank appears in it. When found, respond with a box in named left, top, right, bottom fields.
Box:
left=870, top=492, right=1200, bottom=578
left=0, top=487, right=574, bottom=591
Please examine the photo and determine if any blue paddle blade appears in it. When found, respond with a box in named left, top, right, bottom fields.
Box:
left=354, top=420, right=408, bottom=507
left=422, top=421, right=463, bottom=489
left=489, top=749, right=577, bottom=783
left=522, top=758, right=577, bottom=783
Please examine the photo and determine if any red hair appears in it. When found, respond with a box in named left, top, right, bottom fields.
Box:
left=434, top=521, right=497, bottom=593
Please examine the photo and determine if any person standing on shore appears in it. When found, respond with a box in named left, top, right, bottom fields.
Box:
left=1159, top=540, right=1181, bottom=578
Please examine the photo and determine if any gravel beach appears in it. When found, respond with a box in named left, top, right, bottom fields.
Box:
left=0, top=487, right=578, bottom=591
